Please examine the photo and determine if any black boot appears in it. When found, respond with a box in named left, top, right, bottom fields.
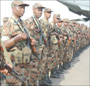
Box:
left=59, top=64, right=63, bottom=73
left=63, top=63, right=68, bottom=69
left=50, top=71, right=60, bottom=78
left=44, top=73, right=52, bottom=84
left=40, top=78, right=52, bottom=86
left=40, top=74, right=52, bottom=86
left=55, top=67, right=61, bottom=74
left=66, top=62, right=71, bottom=68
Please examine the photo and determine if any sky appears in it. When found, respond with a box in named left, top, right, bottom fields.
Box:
left=0, top=0, right=90, bottom=27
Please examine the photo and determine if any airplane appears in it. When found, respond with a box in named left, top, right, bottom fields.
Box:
left=57, top=0, right=90, bottom=21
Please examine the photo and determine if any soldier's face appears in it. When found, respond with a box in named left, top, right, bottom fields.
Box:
left=57, top=22, right=62, bottom=27
left=13, top=5, right=25, bottom=17
left=54, top=18, right=59, bottom=23
left=44, top=12, right=51, bottom=19
left=64, top=22, right=68, bottom=26
left=33, top=8, right=42, bottom=18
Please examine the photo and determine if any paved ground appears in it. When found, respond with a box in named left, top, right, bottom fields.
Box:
left=51, top=46, right=90, bottom=86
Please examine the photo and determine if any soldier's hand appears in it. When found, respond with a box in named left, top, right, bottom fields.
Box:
left=69, top=37, right=72, bottom=40
left=31, top=39, right=36, bottom=46
left=0, top=62, right=12, bottom=75
left=18, top=33, right=28, bottom=40
left=0, top=69, right=9, bottom=75
left=51, top=32, right=58, bottom=36
left=64, top=33, right=67, bottom=36
left=59, top=35, right=63, bottom=38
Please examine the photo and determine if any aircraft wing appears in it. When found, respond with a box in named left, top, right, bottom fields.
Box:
left=70, top=18, right=89, bottom=22
left=57, top=0, right=90, bottom=20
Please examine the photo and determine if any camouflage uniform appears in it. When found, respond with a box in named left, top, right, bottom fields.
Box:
left=57, top=20, right=66, bottom=66
left=1, top=11, right=32, bottom=86
left=72, top=21, right=79, bottom=54
left=40, top=8, right=53, bottom=74
left=49, top=14, right=60, bottom=73
left=40, top=18, right=50, bottom=75
left=25, top=3, right=46, bottom=84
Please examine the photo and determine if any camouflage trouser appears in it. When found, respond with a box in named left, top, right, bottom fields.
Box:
left=28, top=59, right=39, bottom=85
left=63, top=41, right=73, bottom=63
left=6, top=65, right=26, bottom=86
left=41, top=46, right=49, bottom=78
left=58, top=38, right=65, bottom=65
left=0, top=73, right=6, bottom=86
left=63, top=40, right=68, bottom=63
left=27, top=44, right=47, bottom=85
left=48, top=44, right=58, bottom=70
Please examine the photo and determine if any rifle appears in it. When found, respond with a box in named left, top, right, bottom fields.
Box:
left=12, top=18, right=37, bottom=57
left=56, top=27, right=64, bottom=47
left=0, top=58, right=25, bottom=85
left=23, top=26, right=37, bottom=57
left=52, top=25, right=61, bottom=48
left=32, top=16, right=47, bottom=46
left=0, top=44, right=25, bottom=85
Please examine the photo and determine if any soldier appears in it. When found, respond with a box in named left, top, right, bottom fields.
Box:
left=0, top=40, right=12, bottom=86
left=40, top=8, right=53, bottom=85
left=25, top=3, right=47, bottom=85
left=49, top=14, right=61, bottom=78
left=0, top=17, right=9, bottom=86
left=60, top=18, right=72, bottom=69
left=1, top=0, right=36, bottom=86
left=57, top=19, right=65, bottom=71
left=71, top=21, right=79, bottom=56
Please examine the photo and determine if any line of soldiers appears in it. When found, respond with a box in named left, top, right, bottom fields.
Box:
left=0, top=0, right=90, bottom=86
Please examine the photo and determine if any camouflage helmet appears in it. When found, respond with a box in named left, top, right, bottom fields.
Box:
left=11, top=0, right=29, bottom=8
left=85, top=25, right=88, bottom=29
left=72, top=21, right=77, bottom=24
left=58, top=19, right=63, bottom=22
left=44, top=8, right=53, bottom=12
left=33, top=3, right=45, bottom=9
left=54, top=14, right=60, bottom=19
left=3, top=17, right=9, bottom=23
left=63, top=18, right=70, bottom=23
left=69, top=21, right=73, bottom=26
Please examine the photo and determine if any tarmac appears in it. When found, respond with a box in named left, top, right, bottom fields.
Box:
left=51, top=45, right=90, bottom=86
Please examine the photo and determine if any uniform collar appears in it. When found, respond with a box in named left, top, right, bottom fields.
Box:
left=12, top=16, right=19, bottom=22
left=12, top=16, right=22, bottom=25
left=43, top=18, right=48, bottom=22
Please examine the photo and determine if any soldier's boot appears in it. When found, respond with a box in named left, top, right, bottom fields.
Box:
left=50, top=70, right=60, bottom=78
left=55, top=67, right=61, bottom=74
left=46, top=73, right=52, bottom=84
left=76, top=50, right=80, bottom=57
left=59, top=64, right=63, bottom=73
left=40, top=78, right=52, bottom=86
left=40, top=73, right=52, bottom=85
left=66, top=62, right=71, bottom=68
left=63, top=63, right=68, bottom=69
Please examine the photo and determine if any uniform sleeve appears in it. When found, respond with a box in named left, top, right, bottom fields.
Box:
left=1, top=36, right=10, bottom=41
left=25, top=17, right=34, bottom=30
left=1, top=21, right=13, bottom=37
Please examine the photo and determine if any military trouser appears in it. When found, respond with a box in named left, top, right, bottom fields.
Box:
left=6, top=65, right=26, bottom=86
left=0, top=73, right=6, bottom=86
left=58, top=38, right=65, bottom=65
left=49, top=44, right=58, bottom=70
left=28, top=59, right=40, bottom=85
left=40, top=46, right=49, bottom=79
left=27, top=44, right=47, bottom=85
